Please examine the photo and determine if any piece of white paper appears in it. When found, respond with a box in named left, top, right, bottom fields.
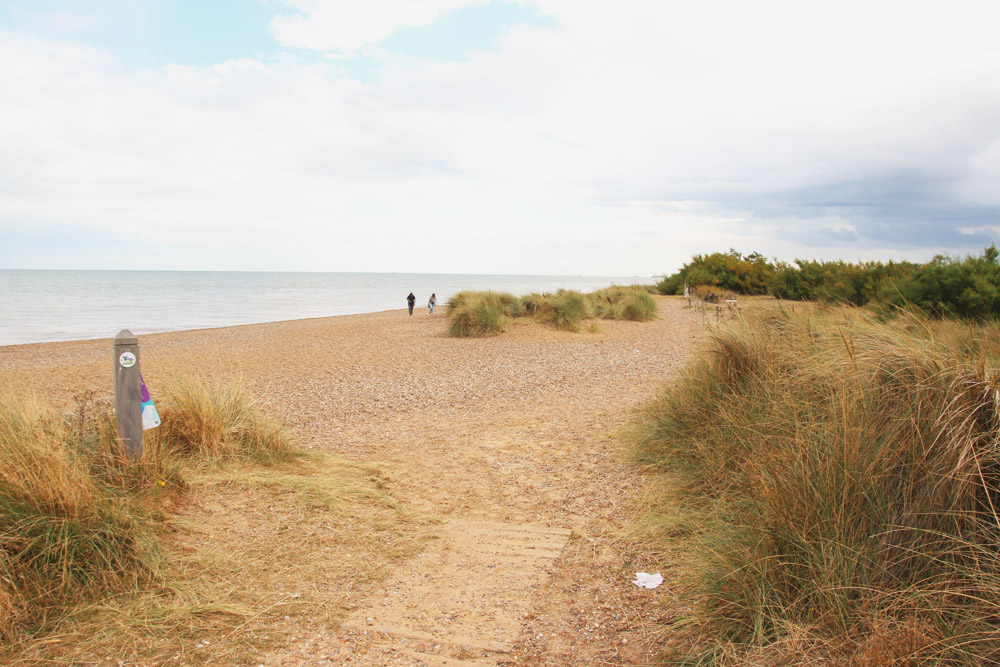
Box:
left=632, top=572, right=663, bottom=589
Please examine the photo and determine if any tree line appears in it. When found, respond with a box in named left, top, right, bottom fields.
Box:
left=657, top=246, right=1000, bottom=320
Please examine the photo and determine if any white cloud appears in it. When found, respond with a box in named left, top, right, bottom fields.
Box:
left=2, top=1, right=999, bottom=275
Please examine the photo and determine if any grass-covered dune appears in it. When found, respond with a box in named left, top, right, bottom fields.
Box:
left=629, top=306, right=1000, bottom=665
left=446, top=285, right=658, bottom=337
left=0, top=379, right=295, bottom=643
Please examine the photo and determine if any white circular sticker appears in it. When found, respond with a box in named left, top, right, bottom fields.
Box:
left=119, top=352, right=136, bottom=368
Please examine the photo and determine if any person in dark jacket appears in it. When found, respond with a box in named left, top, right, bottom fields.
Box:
left=407, top=292, right=416, bottom=315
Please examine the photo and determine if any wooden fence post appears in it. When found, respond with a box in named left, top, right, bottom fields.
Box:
left=113, top=329, right=143, bottom=459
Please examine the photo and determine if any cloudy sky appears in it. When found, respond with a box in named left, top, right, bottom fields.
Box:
left=1, top=0, right=998, bottom=276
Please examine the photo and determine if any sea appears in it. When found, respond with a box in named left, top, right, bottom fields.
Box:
left=0, top=270, right=648, bottom=347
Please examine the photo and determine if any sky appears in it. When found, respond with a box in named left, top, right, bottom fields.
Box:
left=0, top=0, right=998, bottom=277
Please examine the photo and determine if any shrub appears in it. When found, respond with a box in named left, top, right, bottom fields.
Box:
left=692, top=284, right=723, bottom=303
left=629, top=307, right=1000, bottom=664
left=657, top=249, right=774, bottom=295
left=769, top=258, right=918, bottom=306
left=883, top=246, right=1000, bottom=320
left=658, top=246, right=1000, bottom=321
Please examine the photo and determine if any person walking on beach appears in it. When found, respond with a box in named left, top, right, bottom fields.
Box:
left=407, top=292, right=416, bottom=316
left=428, top=293, right=437, bottom=315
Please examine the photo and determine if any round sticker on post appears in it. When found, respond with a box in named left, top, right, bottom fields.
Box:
left=119, top=352, right=137, bottom=368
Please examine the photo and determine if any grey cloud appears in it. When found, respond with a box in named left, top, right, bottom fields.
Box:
left=777, top=171, right=999, bottom=248
left=644, top=165, right=1000, bottom=252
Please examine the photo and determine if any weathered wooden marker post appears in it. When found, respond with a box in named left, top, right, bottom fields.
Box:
left=114, top=329, right=143, bottom=459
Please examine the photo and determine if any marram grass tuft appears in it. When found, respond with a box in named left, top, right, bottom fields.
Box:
left=629, top=306, right=1000, bottom=665
left=0, top=375, right=299, bottom=643
left=446, top=291, right=517, bottom=337
left=150, top=376, right=296, bottom=463
left=446, top=285, right=657, bottom=337
left=0, top=392, right=159, bottom=642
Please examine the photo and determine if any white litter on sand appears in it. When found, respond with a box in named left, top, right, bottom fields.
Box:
left=632, top=572, right=663, bottom=589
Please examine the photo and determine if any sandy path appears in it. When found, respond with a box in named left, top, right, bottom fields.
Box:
left=0, top=296, right=697, bottom=665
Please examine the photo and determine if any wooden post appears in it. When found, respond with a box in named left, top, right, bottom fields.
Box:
left=113, top=329, right=143, bottom=459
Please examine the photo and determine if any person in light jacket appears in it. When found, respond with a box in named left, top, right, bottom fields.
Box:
left=428, top=293, right=437, bottom=314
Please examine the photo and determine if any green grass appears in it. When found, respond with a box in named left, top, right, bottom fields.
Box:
left=628, top=306, right=1000, bottom=665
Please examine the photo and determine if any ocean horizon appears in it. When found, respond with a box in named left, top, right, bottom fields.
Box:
left=0, top=269, right=649, bottom=347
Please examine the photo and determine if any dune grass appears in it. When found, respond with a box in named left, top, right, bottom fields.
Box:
left=590, top=286, right=659, bottom=321
left=150, top=376, right=296, bottom=463
left=0, top=376, right=300, bottom=646
left=628, top=306, right=1000, bottom=665
left=447, top=285, right=657, bottom=336
left=1, top=374, right=422, bottom=663
left=531, top=289, right=591, bottom=331
left=0, top=392, right=161, bottom=643
left=446, top=290, right=521, bottom=337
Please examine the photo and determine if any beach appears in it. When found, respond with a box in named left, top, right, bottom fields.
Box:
left=1, top=296, right=697, bottom=665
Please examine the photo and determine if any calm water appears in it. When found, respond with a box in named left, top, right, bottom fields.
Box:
left=0, top=270, right=647, bottom=346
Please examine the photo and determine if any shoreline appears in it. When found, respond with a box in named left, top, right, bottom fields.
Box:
left=0, top=306, right=431, bottom=411
left=1, top=272, right=649, bottom=348
left=0, top=306, right=411, bottom=350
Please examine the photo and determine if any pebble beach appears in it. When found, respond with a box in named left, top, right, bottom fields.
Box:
left=1, top=297, right=701, bottom=665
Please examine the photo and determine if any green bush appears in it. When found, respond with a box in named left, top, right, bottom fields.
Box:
left=628, top=308, right=1000, bottom=664
left=657, top=249, right=775, bottom=295
left=770, top=258, right=917, bottom=306
left=883, top=246, right=1000, bottom=320
left=658, top=246, right=1000, bottom=322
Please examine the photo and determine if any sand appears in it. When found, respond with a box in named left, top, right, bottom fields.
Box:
left=0, top=296, right=699, bottom=665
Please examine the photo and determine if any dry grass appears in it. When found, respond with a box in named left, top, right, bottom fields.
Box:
left=151, top=376, right=296, bottom=463
left=449, top=286, right=657, bottom=337
left=446, top=291, right=519, bottom=337
left=590, top=286, right=659, bottom=322
left=628, top=305, right=1000, bottom=665
left=3, top=452, right=428, bottom=665
left=0, top=391, right=161, bottom=644
left=0, top=377, right=422, bottom=664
